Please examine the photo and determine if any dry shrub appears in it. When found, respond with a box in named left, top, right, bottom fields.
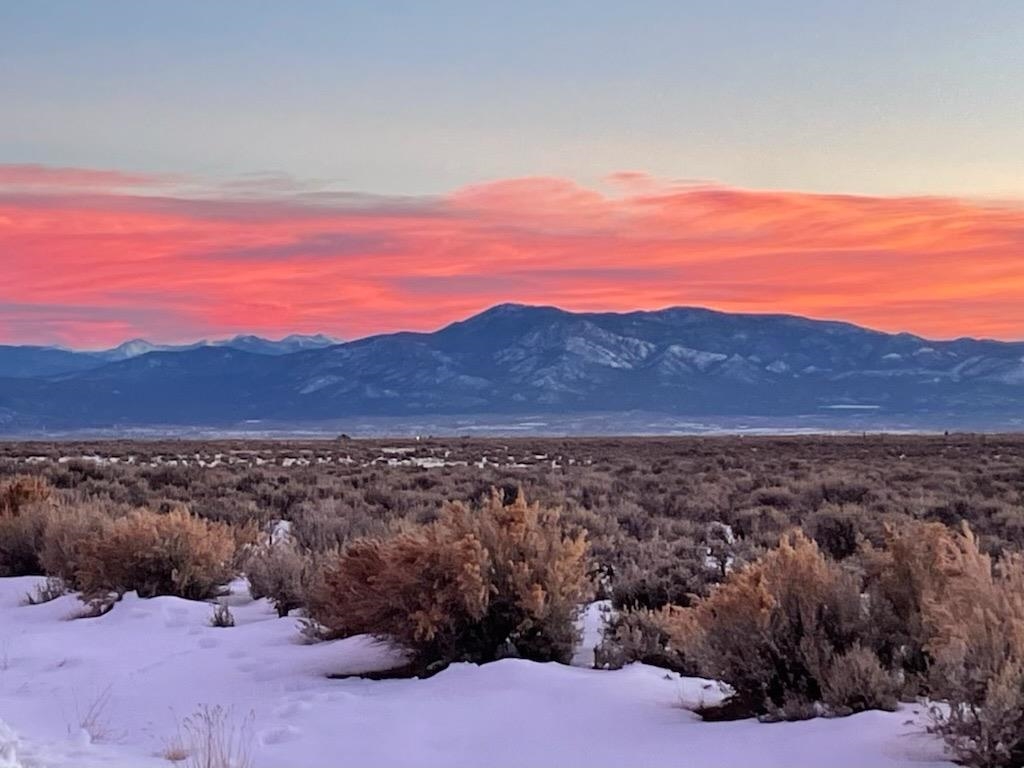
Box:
left=925, top=523, right=1024, bottom=768
left=820, top=644, right=901, bottom=716
left=245, top=541, right=321, bottom=618
left=0, top=475, right=50, bottom=515
left=673, top=530, right=897, bottom=720
left=38, top=502, right=116, bottom=587
left=609, top=537, right=708, bottom=610
left=179, top=705, right=254, bottom=768
left=862, top=521, right=961, bottom=683
left=594, top=605, right=695, bottom=673
left=312, top=489, right=590, bottom=673
left=807, top=504, right=863, bottom=561
left=76, top=508, right=236, bottom=600
left=0, top=476, right=53, bottom=575
left=227, top=520, right=261, bottom=572
left=0, top=503, right=49, bottom=576
left=209, top=604, right=235, bottom=628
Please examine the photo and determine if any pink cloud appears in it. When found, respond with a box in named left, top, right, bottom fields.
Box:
left=3, top=164, right=1024, bottom=346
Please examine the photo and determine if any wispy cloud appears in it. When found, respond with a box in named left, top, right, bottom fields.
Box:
left=3, top=166, right=1024, bottom=346
left=0, top=164, right=179, bottom=191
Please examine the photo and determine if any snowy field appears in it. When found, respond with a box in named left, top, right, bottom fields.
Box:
left=0, top=576, right=953, bottom=768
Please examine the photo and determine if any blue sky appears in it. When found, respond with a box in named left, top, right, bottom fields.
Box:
left=3, top=1, right=1024, bottom=196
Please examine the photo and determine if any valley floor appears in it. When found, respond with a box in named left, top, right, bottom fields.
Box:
left=0, top=577, right=952, bottom=768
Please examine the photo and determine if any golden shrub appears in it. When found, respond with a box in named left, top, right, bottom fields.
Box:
left=861, top=521, right=961, bottom=681
left=0, top=475, right=50, bottom=516
left=312, top=489, right=590, bottom=672
left=924, top=523, right=1024, bottom=768
left=672, top=530, right=896, bottom=719
left=76, top=507, right=236, bottom=600
left=38, top=502, right=116, bottom=587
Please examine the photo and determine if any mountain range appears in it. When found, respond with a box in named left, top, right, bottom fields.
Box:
left=0, top=334, right=339, bottom=378
left=1, top=304, right=1023, bottom=432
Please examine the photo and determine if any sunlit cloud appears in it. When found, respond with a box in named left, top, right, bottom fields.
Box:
left=3, top=165, right=1024, bottom=347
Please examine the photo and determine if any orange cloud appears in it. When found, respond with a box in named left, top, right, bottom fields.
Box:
left=3, top=167, right=1024, bottom=346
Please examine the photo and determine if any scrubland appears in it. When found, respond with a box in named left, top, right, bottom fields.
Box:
left=2, top=435, right=1024, bottom=767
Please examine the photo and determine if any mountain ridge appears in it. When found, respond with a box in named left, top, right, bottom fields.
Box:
left=1, top=304, right=1022, bottom=431
left=0, top=333, right=341, bottom=378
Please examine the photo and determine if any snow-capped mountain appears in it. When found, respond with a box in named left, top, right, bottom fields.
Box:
left=93, top=338, right=207, bottom=362
left=213, top=333, right=340, bottom=356
left=1, top=304, right=1023, bottom=429
left=0, top=334, right=341, bottom=378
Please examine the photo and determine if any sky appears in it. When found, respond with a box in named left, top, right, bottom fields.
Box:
left=3, top=1, right=1024, bottom=346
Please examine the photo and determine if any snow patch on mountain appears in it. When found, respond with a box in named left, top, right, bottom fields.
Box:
left=662, top=346, right=729, bottom=371
left=299, top=375, right=342, bottom=395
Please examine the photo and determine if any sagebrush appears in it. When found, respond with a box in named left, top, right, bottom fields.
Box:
left=312, top=489, right=590, bottom=672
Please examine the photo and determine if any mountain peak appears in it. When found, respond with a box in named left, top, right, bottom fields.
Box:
left=95, top=338, right=209, bottom=361
left=3, top=304, right=1024, bottom=430
left=214, top=333, right=339, bottom=355
left=100, top=339, right=158, bottom=360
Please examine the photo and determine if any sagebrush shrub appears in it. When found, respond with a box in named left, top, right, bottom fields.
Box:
left=0, top=475, right=50, bottom=516
left=0, top=503, right=48, bottom=576
left=76, top=507, right=236, bottom=600
left=311, top=489, right=590, bottom=673
left=925, top=524, right=1024, bottom=768
left=609, top=537, right=709, bottom=610
left=672, top=530, right=897, bottom=719
left=861, top=521, right=960, bottom=683
left=38, top=502, right=116, bottom=587
left=820, top=644, right=901, bottom=716
left=0, top=476, right=54, bottom=576
left=245, top=540, right=322, bottom=618
left=807, top=505, right=862, bottom=561
left=594, top=605, right=695, bottom=673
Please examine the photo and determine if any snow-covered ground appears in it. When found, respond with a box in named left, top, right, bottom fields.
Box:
left=0, top=576, right=953, bottom=768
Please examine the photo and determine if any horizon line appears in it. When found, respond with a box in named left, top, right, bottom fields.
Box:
left=5, top=302, right=1021, bottom=352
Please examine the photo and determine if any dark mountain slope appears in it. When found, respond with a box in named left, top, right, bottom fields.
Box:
left=1, top=304, right=1023, bottom=429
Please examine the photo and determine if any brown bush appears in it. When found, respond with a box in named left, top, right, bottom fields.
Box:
left=594, top=605, right=696, bottom=673
left=0, top=475, right=50, bottom=516
left=311, top=489, right=590, bottom=673
left=38, top=502, right=117, bottom=587
left=861, top=521, right=961, bottom=684
left=0, top=503, right=49, bottom=576
left=245, top=540, right=321, bottom=618
left=0, top=475, right=54, bottom=576
left=925, top=524, right=1024, bottom=768
left=609, top=534, right=709, bottom=610
left=672, top=530, right=897, bottom=719
left=76, top=507, right=237, bottom=600
left=807, top=505, right=862, bottom=561
left=820, top=644, right=901, bottom=716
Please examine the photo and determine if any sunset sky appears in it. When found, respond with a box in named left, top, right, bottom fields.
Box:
left=4, top=2, right=1024, bottom=346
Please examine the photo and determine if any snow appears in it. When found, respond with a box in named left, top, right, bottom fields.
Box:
left=662, top=346, right=728, bottom=371
left=0, top=576, right=954, bottom=768
left=570, top=600, right=610, bottom=669
left=0, top=720, right=25, bottom=768
left=297, top=375, right=340, bottom=395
